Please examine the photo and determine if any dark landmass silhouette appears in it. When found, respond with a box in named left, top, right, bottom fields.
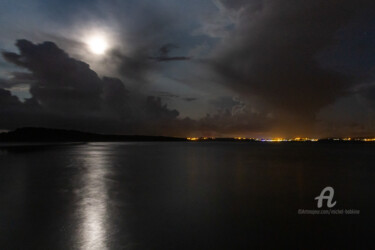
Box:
left=0, top=127, right=374, bottom=143
left=0, top=127, right=186, bottom=142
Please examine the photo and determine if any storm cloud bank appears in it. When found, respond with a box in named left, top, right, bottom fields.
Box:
left=0, top=40, right=271, bottom=136
left=206, top=0, right=375, bottom=132
left=0, top=40, right=180, bottom=134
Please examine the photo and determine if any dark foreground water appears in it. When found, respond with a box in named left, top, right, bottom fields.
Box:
left=0, top=142, right=374, bottom=249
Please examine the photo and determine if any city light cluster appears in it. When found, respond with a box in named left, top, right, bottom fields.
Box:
left=186, top=137, right=375, bottom=142
left=362, top=138, right=375, bottom=142
left=256, top=137, right=319, bottom=142
left=187, top=137, right=199, bottom=141
left=187, top=137, right=216, bottom=141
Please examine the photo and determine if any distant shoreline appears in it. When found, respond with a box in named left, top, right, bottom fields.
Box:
left=0, top=127, right=186, bottom=143
left=0, top=142, right=87, bottom=149
left=1, top=127, right=375, bottom=144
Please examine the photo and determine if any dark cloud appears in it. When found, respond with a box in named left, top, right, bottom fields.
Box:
left=183, top=97, right=198, bottom=102
left=0, top=72, right=34, bottom=89
left=1, top=39, right=271, bottom=136
left=3, top=40, right=103, bottom=113
left=112, top=49, right=155, bottom=84
left=148, top=44, right=190, bottom=62
left=210, top=96, right=245, bottom=114
left=153, top=91, right=180, bottom=99
left=153, top=91, right=199, bottom=103
left=153, top=91, right=198, bottom=102
left=0, top=40, right=183, bottom=134
left=101, top=76, right=130, bottom=116
left=208, top=0, right=375, bottom=126
left=355, top=83, right=375, bottom=110
left=197, top=108, right=272, bottom=137
left=145, top=96, right=179, bottom=119
left=109, top=45, right=187, bottom=86
left=0, top=88, right=21, bottom=107
left=0, top=78, right=14, bottom=89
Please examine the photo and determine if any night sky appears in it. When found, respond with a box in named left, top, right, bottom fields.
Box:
left=1, top=0, right=375, bottom=138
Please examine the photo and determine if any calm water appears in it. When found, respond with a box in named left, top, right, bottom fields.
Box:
left=0, top=142, right=374, bottom=249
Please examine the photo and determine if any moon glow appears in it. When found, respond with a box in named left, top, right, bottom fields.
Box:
left=87, top=36, right=108, bottom=55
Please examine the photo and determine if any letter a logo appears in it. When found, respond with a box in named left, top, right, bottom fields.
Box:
left=315, top=186, right=337, bottom=208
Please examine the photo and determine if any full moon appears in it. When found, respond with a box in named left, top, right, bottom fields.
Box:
left=87, top=36, right=108, bottom=55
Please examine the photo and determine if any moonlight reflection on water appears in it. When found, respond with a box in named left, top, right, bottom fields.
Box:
left=76, top=147, right=110, bottom=250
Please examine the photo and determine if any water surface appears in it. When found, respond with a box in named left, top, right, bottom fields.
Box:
left=0, top=142, right=374, bottom=249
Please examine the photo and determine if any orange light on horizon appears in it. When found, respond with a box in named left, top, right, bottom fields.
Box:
left=267, top=138, right=286, bottom=142
left=185, top=136, right=375, bottom=142
left=187, top=137, right=199, bottom=141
